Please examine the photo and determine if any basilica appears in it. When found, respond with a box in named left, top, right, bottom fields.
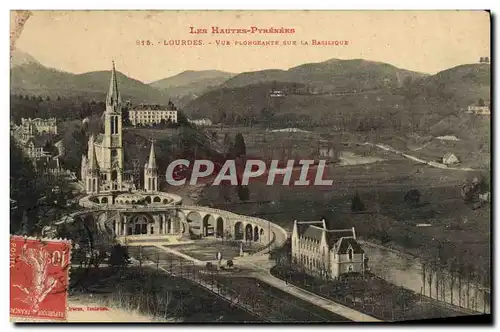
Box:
left=81, top=62, right=158, bottom=195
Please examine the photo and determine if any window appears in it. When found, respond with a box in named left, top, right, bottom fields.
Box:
left=348, top=248, right=353, bottom=261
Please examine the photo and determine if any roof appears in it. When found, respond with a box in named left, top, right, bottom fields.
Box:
left=106, top=61, right=121, bottom=107
left=25, top=134, right=52, bottom=148
left=302, top=226, right=324, bottom=242
left=333, top=237, right=364, bottom=254
left=146, top=142, right=157, bottom=169
left=296, top=220, right=325, bottom=237
left=443, top=152, right=457, bottom=159
left=325, top=229, right=356, bottom=248
left=132, top=104, right=168, bottom=111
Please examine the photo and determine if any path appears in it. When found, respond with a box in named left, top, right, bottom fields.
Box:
left=154, top=245, right=204, bottom=265
left=154, top=244, right=380, bottom=322
left=363, top=142, right=476, bottom=171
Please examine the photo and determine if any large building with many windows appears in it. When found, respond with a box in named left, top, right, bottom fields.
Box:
left=20, top=117, right=58, bottom=136
left=291, top=219, right=367, bottom=279
left=129, top=103, right=178, bottom=126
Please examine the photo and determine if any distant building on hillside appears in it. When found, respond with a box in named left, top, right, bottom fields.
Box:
left=467, top=99, right=490, bottom=115
left=188, top=118, right=213, bottom=127
left=35, top=156, right=62, bottom=176
left=270, top=90, right=285, bottom=98
left=315, top=141, right=340, bottom=163
left=20, top=117, right=58, bottom=136
left=129, top=102, right=178, bottom=126
left=22, top=135, right=53, bottom=159
left=479, top=56, right=490, bottom=64
left=467, top=105, right=490, bottom=115
left=442, top=152, right=460, bottom=166
left=291, top=219, right=367, bottom=279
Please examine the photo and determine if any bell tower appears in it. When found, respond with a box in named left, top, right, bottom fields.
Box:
left=102, top=61, right=124, bottom=191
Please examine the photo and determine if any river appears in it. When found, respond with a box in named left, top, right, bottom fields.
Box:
left=360, top=240, right=490, bottom=314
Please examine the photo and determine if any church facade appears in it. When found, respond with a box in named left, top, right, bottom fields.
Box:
left=291, top=219, right=367, bottom=279
left=81, top=62, right=159, bottom=195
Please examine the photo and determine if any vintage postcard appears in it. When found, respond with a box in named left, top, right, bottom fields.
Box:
left=10, top=10, right=491, bottom=323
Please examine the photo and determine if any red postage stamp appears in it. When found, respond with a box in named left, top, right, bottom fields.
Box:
left=10, top=236, right=72, bottom=321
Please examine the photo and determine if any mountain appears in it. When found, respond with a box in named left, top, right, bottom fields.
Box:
left=149, top=70, right=235, bottom=103
left=150, top=70, right=234, bottom=89
left=10, top=51, right=170, bottom=104
left=221, top=59, right=426, bottom=93
left=184, top=58, right=426, bottom=127
left=409, top=63, right=490, bottom=107
left=184, top=80, right=406, bottom=130
left=404, top=63, right=491, bottom=141
left=10, top=49, right=40, bottom=67
left=185, top=61, right=491, bottom=139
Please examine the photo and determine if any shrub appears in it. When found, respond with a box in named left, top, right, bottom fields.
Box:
left=226, top=260, right=234, bottom=268
left=351, top=191, right=365, bottom=212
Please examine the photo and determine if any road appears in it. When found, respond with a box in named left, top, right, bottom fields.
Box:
left=362, top=142, right=476, bottom=172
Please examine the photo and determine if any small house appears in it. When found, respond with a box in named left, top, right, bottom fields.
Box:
left=442, top=152, right=460, bottom=166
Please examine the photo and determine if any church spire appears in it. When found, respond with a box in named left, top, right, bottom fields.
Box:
left=88, top=135, right=99, bottom=171
left=146, top=141, right=157, bottom=170
left=106, top=60, right=121, bottom=107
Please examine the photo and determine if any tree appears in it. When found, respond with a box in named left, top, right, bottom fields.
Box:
left=218, top=184, right=232, bottom=203
left=10, top=139, right=42, bottom=234
left=234, top=133, right=246, bottom=157
left=60, top=122, right=86, bottom=174
left=351, top=191, right=365, bottom=212
left=91, top=248, right=108, bottom=269
left=108, top=244, right=131, bottom=269
left=223, top=133, right=234, bottom=158
left=269, top=237, right=292, bottom=265
left=461, top=172, right=489, bottom=204
left=237, top=185, right=250, bottom=202
left=404, top=189, right=421, bottom=207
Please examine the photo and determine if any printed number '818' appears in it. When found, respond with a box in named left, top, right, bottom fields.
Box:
left=136, top=40, right=152, bottom=46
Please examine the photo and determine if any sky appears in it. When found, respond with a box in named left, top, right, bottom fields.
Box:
left=12, top=10, right=491, bottom=83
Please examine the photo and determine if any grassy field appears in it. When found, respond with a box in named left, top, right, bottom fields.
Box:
left=271, top=266, right=471, bottom=322
left=168, top=238, right=266, bottom=262
left=70, top=265, right=260, bottom=322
